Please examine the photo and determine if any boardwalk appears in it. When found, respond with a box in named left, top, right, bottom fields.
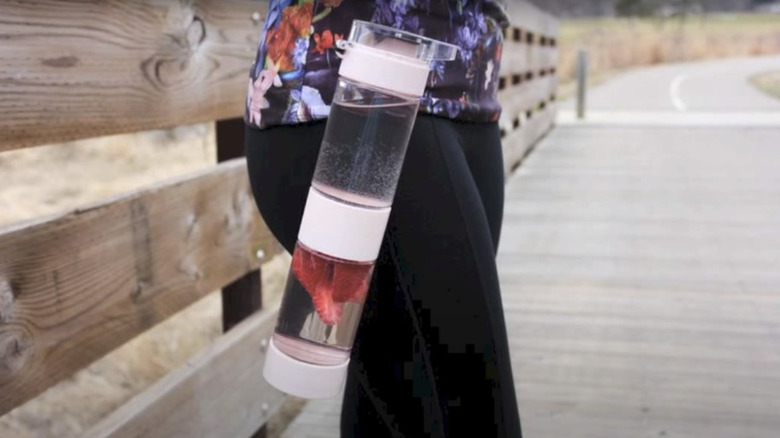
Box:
left=499, top=125, right=780, bottom=437
left=283, top=58, right=780, bottom=437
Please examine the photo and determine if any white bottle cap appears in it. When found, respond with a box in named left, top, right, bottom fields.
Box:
left=298, top=187, right=390, bottom=262
left=339, top=45, right=430, bottom=97
left=337, top=20, right=459, bottom=97
left=263, top=338, right=349, bottom=399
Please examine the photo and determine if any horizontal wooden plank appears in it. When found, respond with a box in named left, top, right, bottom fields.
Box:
left=505, top=2, right=544, bottom=36
left=0, top=159, right=279, bottom=416
left=543, top=49, right=557, bottom=72
left=502, top=103, right=557, bottom=175
left=505, top=1, right=558, bottom=38
left=499, top=42, right=532, bottom=75
left=537, top=46, right=558, bottom=72
left=84, top=306, right=285, bottom=438
left=0, top=0, right=266, bottom=152
left=500, top=47, right=558, bottom=76
left=527, top=45, right=544, bottom=74
left=499, top=82, right=536, bottom=128
left=498, top=76, right=556, bottom=132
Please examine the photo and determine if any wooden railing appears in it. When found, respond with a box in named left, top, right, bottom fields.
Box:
left=499, top=1, right=559, bottom=175
left=0, top=1, right=558, bottom=436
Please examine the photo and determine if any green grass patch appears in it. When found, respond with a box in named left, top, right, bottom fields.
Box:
left=750, top=70, right=780, bottom=101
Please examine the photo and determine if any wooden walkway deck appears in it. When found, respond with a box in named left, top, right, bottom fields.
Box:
left=283, top=123, right=780, bottom=437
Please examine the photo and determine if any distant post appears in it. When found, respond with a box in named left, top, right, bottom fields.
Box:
left=576, top=49, right=588, bottom=120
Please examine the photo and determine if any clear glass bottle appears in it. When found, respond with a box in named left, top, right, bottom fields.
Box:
left=263, top=21, right=458, bottom=399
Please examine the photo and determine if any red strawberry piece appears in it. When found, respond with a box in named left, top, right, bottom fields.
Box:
left=312, top=280, right=344, bottom=325
left=332, top=262, right=373, bottom=303
left=292, top=245, right=328, bottom=297
left=292, top=244, right=345, bottom=324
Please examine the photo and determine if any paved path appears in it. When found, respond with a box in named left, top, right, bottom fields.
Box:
left=283, top=57, right=780, bottom=437
left=562, top=55, right=780, bottom=113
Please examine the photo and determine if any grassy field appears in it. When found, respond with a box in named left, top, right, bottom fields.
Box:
left=0, top=126, right=215, bottom=227
left=751, top=70, right=780, bottom=100
left=558, top=13, right=780, bottom=84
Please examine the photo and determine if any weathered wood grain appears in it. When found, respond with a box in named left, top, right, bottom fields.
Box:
left=84, top=307, right=285, bottom=438
left=0, top=158, right=278, bottom=416
left=0, top=0, right=267, bottom=152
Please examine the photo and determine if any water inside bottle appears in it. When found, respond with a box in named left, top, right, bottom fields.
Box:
left=275, top=81, right=414, bottom=366
left=275, top=242, right=374, bottom=365
left=312, top=84, right=418, bottom=208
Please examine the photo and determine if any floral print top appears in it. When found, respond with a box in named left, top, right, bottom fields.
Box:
left=246, top=0, right=508, bottom=129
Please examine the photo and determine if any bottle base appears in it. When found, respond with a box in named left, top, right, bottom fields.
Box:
left=263, top=337, right=349, bottom=399
left=273, top=333, right=351, bottom=366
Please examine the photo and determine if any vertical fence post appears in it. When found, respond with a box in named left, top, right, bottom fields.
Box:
left=576, top=49, right=588, bottom=120
left=216, top=117, right=267, bottom=438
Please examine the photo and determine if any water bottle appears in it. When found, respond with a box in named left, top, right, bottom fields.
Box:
left=263, top=20, right=458, bottom=399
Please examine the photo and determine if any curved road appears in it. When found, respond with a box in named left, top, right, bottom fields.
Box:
left=563, top=55, right=780, bottom=113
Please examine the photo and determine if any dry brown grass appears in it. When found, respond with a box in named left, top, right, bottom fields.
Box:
left=0, top=125, right=216, bottom=227
left=558, top=13, right=780, bottom=84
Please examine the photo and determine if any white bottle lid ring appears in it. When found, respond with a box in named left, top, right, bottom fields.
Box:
left=336, top=20, right=459, bottom=97
left=298, top=187, right=390, bottom=263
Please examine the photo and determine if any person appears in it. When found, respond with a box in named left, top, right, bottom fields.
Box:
left=244, top=1, right=521, bottom=436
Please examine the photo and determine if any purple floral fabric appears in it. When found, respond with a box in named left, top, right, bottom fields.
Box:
left=246, top=0, right=508, bottom=129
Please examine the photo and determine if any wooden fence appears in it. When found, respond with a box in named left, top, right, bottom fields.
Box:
left=0, top=1, right=557, bottom=436
left=499, top=1, right=559, bottom=174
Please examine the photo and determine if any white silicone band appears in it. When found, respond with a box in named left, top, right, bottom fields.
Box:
left=298, top=187, right=391, bottom=262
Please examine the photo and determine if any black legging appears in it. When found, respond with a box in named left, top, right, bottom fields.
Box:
left=246, top=115, right=521, bottom=437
